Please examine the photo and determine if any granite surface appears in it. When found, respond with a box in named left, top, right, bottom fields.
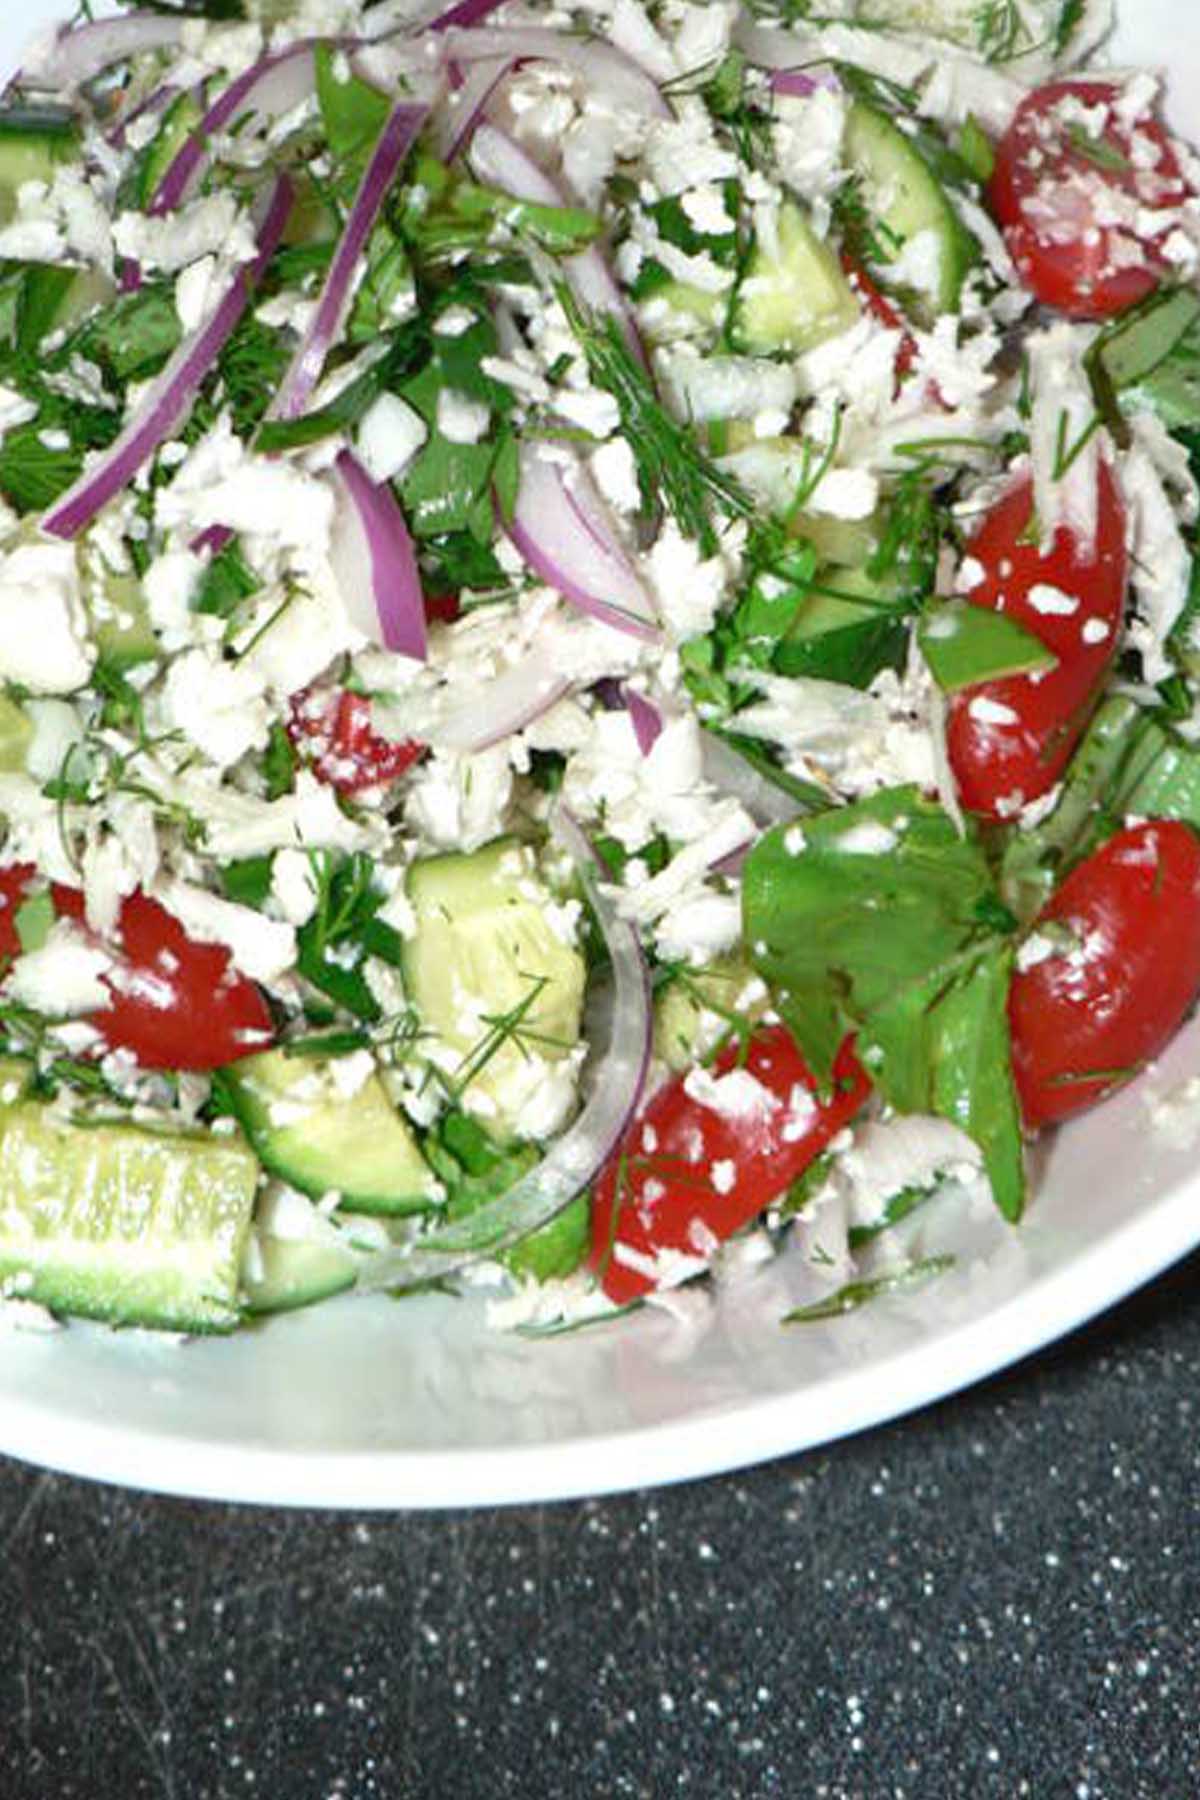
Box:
left=1, top=1252, right=1198, bottom=1800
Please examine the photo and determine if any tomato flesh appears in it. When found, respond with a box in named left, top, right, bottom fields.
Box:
left=589, top=1026, right=870, bottom=1305
left=841, top=250, right=919, bottom=385
left=989, top=79, right=1193, bottom=320
left=1010, top=821, right=1200, bottom=1128
left=945, top=462, right=1126, bottom=823
left=288, top=688, right=423, bottom=795
left=0, top=876, right=275, bottom=1072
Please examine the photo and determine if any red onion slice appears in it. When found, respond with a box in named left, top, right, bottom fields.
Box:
left=42, top=176, right=294, bottom=542
left=149, top=40, right=318, bottom=215
left=20, top=15, right=185, bottom=92
left=508, top=443, right=658, bottom=641
left=420, top=650, right=572, bottom=754
left=770, top=69, right=840, bottom=97
left=700, top=729, right=806, bottom=827
left=433, top=54, right=516, bottom=161
left=441, top=26, right=671, bottom=119
left=624, top=685, right=664, bottom=755
left=429, top=0, right=510, bottom=30
left=267, top=100, right=428, bottom=426
left=355, top=806, right=650, bottom=1292
left=468, top=122, right=644, bottom=361
left=329, top=449, right=427, bottom=662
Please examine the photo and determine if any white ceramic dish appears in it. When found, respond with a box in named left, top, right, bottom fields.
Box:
left=0, top=0, right=1197, bottom=1510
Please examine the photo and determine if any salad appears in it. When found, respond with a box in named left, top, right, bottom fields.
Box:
left=0, top=0, right=1196, bottom=1340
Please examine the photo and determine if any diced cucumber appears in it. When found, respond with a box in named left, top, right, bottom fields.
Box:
left=842, top=100, right=978, bottom=320
left=505, top=1191, right=590, bottom=1283
left=790, top=509, right=883, bottom=569
left=242, top=1234, right=357, bottom=1316
left=0, top=692, right=32, bottom=772
left=732, top=201, right=859, bottom=356
left=222, top=1049, right=439, bottom=1216
left=17, top=264, right=115, bottom=355
left=0, top=1058, right=33, bottom=1102
left=0, top=1106, right=258, bottom=1331
left=404, top=837, right=587, bottom=1144
left=654, top=956, right=767, bottom=1072
left=0, top=108, right=79, bottom=222
left=88, top=570, right=157, bottom=673
left=128, top=90, right=202, bottom=211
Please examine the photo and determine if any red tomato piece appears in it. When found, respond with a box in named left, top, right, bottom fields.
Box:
left=841, top=250, right=919, bottom=383
left=945, top=462, right=1126, bottom=823
left=589, top=1026, right=871, bottom=1306
left=50, top=886, right=274, bottom=1071
left=424, top=592, right=462, bottom=624
left=989, top=79, right=1194, bottom=320
left=288, top=688, right=423, bottom=795
left=0, top=863, right=34, bottom=962
left=1010, top=821, right=1200, bottom=1128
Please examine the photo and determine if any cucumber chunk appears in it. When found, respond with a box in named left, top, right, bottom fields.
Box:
left=0, top=1106, right=258, bottom=1331
left=404, top=837, right=587, bottom=1144
left=243, top=1234, right=357, bottom=1316
left=128, top=91, right=202, bottom=211
left=654, top=956, right=768, bottom=1072
left=0, top=693, right=32, bottom=773
left=0, top=108, right=79, bottom=222
left=842, top=100, right=978, bottom=319
left=88, top=569, right=157, bottom=673
left=17, top=264, right=115, bottom=355
left=222, top=1050, right=438, bottom=1216
left=732, top=201, right=859, bottom=356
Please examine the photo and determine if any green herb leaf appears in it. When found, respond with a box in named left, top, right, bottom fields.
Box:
left=919, top=599, right=1057, bottom=691
left=556, top=284, right=753, bottom=555
left=315, top=42, right=391, bottom=169
left=782, top=1255, right=955, bottom=1323
left=744, top=787, right=1004, bottom=1084
left=192, top=538, right=260, bottom=619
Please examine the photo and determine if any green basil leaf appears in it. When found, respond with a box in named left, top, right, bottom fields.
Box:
left=743, top=786, right=1002, bottom=1085
left=315, top=42, right=391, bottom=169
left=864, top=942, right=1025, bottom=1222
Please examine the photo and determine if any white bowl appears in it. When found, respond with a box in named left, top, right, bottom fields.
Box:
left=0, top=0, right=1196, bottom=1508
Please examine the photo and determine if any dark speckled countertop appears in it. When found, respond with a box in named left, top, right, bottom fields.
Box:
left=2, top=1254, right=1199, bottom=1800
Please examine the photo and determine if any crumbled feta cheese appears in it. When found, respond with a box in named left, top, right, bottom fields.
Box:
left=436, top=388, right=490, bottom=445
left=161, top=648, right=271, bottom=769
left=113, top=192, right=256, bottom=274
left=0, top=542, right=94, bottom=694
left=152, top=876, right=296, bottom=984
left=355, top=393, right=428, bottom=484
left=6, top=919, right=114, bottom=1016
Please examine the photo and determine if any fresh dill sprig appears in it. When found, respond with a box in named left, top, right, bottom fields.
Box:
left=554, top=285, right=754, bottom=556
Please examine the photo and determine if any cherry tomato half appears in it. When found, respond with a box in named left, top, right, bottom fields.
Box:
left=0, top=875, right=274, bottom=1072
left=1009, top=821, right=1200, bottom=1128
left=989, top=79, right=1194, bottom=320
left=288, top=688, right=424, bottom=796
left=589, top=1026, right=871, bottom=1306
left=945, top=462, right=1127, bottom=823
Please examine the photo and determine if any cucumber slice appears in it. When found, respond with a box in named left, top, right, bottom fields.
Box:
left=654, top=956, right=767, bottom=1072
left=243, top=1234, right=357, bottom=1316
left=504, top=1191, right=590, bottom=1283
left=88, top=570, right=157, bottom=673
left=0, top=108, right=79, bottom=222
left=17, top=265, right=115, bottom=355
left=403, top=837, right=587, bottom=1144
left=0, top=693, right=32, bottom=773
left=222, top=1050, right=438, bottom=1216
left=732, top=201, right=859, bottom=356
left=843, top=100, right=978, bottom=319
left=0, top=1106, right=258, bottom=1331
left=128, top=91, right=203, bottom=211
